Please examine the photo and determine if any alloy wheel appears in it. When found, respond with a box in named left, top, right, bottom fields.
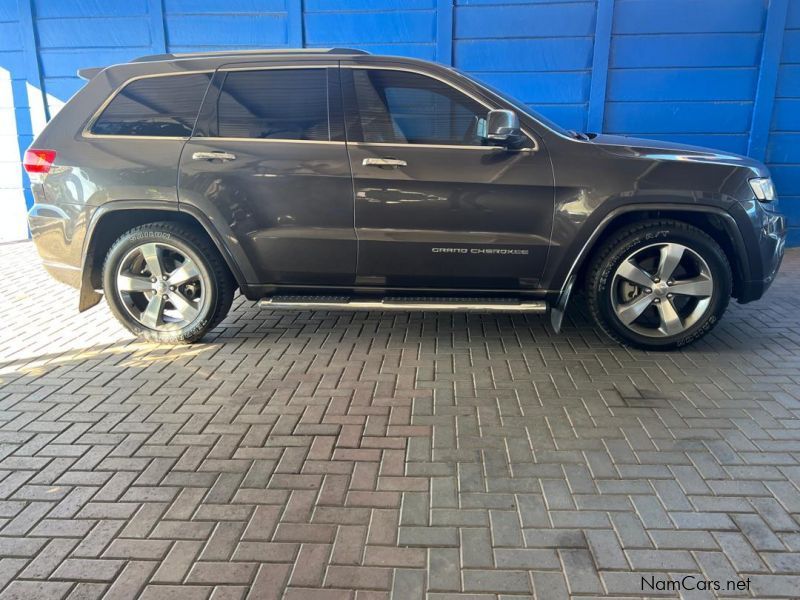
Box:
left=610, top=242, right=714, bottom=338
left=115, top=242, right=209, bottom=331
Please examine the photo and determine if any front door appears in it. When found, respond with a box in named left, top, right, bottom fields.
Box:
left=179, top=64, right=356, bottom=286
left=341, top=66, right=555, bottom=290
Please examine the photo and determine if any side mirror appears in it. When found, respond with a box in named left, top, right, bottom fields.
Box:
left=485, top=109, right=523, bottom=147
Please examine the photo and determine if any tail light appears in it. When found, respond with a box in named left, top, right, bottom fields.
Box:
left=23, top=149, right=56, bottom=174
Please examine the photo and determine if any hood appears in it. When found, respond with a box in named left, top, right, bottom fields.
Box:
left=588, top=133, right=768, bottom=176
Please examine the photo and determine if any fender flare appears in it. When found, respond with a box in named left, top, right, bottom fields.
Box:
left=78, top=200, right=253, bottom=311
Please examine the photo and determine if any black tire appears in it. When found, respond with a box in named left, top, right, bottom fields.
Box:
left=102, top=222, right=235, bottom=344
left=586, top=219, right=732, bottom=350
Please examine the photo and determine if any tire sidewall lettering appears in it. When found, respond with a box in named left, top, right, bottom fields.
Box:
left=587, top=221, right=731, bottom=350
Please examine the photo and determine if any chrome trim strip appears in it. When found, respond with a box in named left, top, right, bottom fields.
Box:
left=352, top=141, right=530, bottom=152
left=260, top=298, right=548, bottom=313
left=193, top=137, right=346, bottom=145
left=82, top=134, right=190, bottom=141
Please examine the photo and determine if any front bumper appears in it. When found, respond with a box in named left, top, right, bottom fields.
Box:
left=737, top=209, right=786, bottom=303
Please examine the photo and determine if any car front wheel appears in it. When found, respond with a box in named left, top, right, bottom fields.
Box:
left=586, top=220, right=732, bottom=350
left=102, top=222, right=235, bottom=343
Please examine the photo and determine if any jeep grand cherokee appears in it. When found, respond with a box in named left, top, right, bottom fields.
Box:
left=26, top=48, right=786, bottom=350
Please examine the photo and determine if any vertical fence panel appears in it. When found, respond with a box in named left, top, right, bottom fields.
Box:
left=287, top=0, right=303, bottom=47
left=749, top=0, right=788, bottom=160
left=768, top=0, right=800, bottom=244
left=436, top=0, right=453, bottom=65
left=147, top=0, right=166, bottom=54
left=587, top=0, right=612, bottom=132
left=17, top=0, right=46, bottom=125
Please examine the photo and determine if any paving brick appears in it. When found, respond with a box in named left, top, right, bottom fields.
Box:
left=625, top=549, right=698, bottom=571
left=289, top=544, right=331, bottom=586
left=151, top=541, right=203, bottom=583
left=248, top=563, right=292, bottom=600
left=364, top=546, right=426, bottom=568
left=461, top=527, right=494, bottom=568
left=398, top=526, right=458, bottom=547
left=494, top=548, right=560, bottom=569
left=712, top=532, right=770, bottom=573
left=186, top=562, right=257, bottom=585
left=103, top=538, right=172, bottom=560
left=0, top=581, right=73, bottom=600
left=489, top=510, right=523, bottom=547
left=138, top=586, right=211, bottom=600
left=103, top=561, right=157, bottom=600
left=391, top=568, right=425, bottom=599
left=325, top=566, right=392, bottom=590
left=428, top=548, right=460, bottom=592
left=331, top=525, right=367, bottom=565
left=559, top=549, right=603, bottom=594
left=51, top=559, right=124, bottom=581
left=731, top=514, right=786, bottom=551
left=649, top=530, right=718, bottom=550
left=532, top=571, right=569, bottom=600
left=463, top=569, right=530, bottom=593
left=585, top=529, right=628, bottom=569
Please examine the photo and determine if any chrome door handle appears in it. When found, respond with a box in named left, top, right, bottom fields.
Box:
left=362, top=157, right=407, bottom=168
left=192, top=151, right=237, bottom=161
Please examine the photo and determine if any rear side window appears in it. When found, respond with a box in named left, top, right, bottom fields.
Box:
left=91, top=73, right=211, bottom=137
left=214, top=69, right=329, bottom=140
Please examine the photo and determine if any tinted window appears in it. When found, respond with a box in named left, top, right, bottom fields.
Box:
left=350, top=69, right=486, bottom=145
left=92, top=73, right=211, bottom=137
left=215, top=69, right=329, bottom=140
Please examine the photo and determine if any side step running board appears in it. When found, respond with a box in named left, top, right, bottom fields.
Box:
left=259, top=295, right=548, bottom=314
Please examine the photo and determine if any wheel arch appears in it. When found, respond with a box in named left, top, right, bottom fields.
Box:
left=553, top=205, right=750, bottom=307
left=79, top=202, right=249, bottom=312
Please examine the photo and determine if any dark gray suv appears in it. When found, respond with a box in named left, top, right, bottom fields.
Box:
left=26, top=48, right=786, bottom=350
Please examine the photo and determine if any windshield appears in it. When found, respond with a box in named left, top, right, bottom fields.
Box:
left=454, top=69, right=571, bottom=137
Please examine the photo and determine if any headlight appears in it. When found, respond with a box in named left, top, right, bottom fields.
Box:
left=749, top=177, right=776, bottom=202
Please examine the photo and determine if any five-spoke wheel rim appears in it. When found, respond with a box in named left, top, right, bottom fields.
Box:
left=116, top=242, right=209, bottom=331
left=610, top=242, right=714, bottom=338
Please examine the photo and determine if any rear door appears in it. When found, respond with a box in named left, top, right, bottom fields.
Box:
left=178, top=62, right=356, bottom=286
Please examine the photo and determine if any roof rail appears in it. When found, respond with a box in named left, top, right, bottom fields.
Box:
left=131, top=47, right=369, bottom=63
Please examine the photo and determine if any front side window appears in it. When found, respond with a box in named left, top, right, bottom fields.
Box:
left=214, top=69, right=329, bottom=141
left=349, top=69, right=487, bottom=146
left=91, top=73, right=211, bottom=137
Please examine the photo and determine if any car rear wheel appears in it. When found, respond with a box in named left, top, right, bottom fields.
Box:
left=102, top=222, right=235, bottom=343
left=586, top=220, right=732, bottom=350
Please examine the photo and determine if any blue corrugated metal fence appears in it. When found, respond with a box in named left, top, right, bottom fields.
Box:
left=0, top=0, right=798, bottom=244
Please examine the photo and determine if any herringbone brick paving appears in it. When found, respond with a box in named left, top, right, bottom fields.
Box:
left=1, top=240, right=800, bottom=599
